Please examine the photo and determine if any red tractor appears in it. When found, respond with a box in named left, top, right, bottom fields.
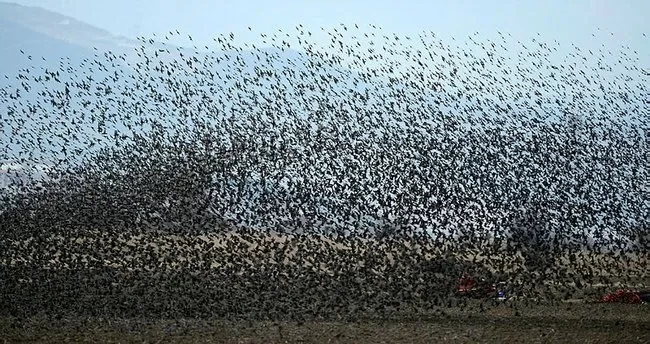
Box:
left=599, top=289, right=650, bottom=304
left=456, top=273, right=504, bottom=299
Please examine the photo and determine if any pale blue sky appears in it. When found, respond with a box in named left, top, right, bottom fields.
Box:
left=9, top=0, right=650, bottom=52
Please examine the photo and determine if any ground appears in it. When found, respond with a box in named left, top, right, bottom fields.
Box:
left=2, top=303, right=649, bottom=343
left=2, top=230, right=648, bottom=342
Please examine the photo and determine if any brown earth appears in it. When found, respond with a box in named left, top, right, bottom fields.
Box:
left=2, top=302, right=650, bottom=343
left=2, top=230, right=649, bottom=342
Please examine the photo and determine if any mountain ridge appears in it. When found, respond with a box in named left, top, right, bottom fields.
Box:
left=0, top=1, right=137, bottom=51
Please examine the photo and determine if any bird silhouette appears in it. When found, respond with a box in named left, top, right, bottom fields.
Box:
left=0, top=26, right=647, bottom=324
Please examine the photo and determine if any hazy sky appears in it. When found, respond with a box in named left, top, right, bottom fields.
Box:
left=9, top=0, right=650, bottom=51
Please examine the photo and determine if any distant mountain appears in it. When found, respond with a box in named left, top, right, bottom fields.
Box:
left=0, top=2, right=137, bottom=49
left=0, top=2, right=313, bottom=85
left=0, top=2, right=341, bottom=173
left=0, top=2, right=141, bottom=80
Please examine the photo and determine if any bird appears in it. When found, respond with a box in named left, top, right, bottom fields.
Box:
left=0, top=24, right=646, bottom=325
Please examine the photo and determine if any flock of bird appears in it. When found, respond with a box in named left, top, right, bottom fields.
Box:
left=0, top=25, right=648, bottom=320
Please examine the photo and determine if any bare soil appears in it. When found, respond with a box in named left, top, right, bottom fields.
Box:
left=2, top=303, right=650, bottom=343
left=2, top=231, right=649, bottom=342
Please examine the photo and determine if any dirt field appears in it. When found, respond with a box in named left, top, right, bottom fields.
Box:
left=2, top=230, right=649, bottom=342
left=2, top=302, right=650, bottom=343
